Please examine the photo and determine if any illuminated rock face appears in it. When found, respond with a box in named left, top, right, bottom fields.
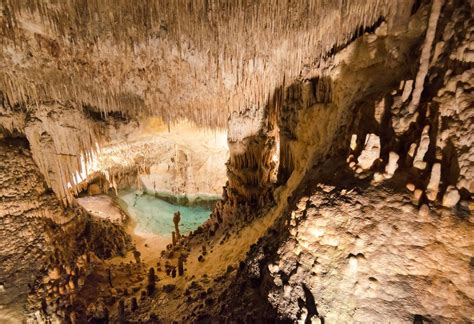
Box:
left=208, top=1, right=474, bottom=322
left=0, top=0, right=473, bottom=322
left=267, top=187, right=473, bottom=323
left=0, top=0, right=415, bottom=205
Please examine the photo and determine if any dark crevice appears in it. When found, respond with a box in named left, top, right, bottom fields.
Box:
left=411, top=0, right=424, bottom=16
left=82, top=104, right=130, bottom=123
left=302, top=284, right=319, bottom=323
left=325, top=16, right=385, bottom=59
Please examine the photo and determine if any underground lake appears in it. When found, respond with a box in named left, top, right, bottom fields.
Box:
left=115, top=189, right=215, bottom=237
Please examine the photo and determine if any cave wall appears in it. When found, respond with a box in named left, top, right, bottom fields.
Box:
left=214, top=0, right=474, bottom=322
left=0, top=0, right=472, bottom=322
left=0, top=138, right=132, bottom=322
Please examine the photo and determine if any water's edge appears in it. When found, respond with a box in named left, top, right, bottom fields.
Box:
left=143, top=189, right=220, bottom=209
left=114, top=189, right=214, bottom=236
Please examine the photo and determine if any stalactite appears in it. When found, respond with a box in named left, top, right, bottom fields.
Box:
left=1, top=0, right=407, bottom=129
left=0, top=0, right=417, bottom=206
left=407, top=0, right=445, bottom=114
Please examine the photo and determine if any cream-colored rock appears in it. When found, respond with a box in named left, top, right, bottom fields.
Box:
left=350, top=134, right=358, bottom=151
left=401, top=80, right=414, bottom=102
left=374, top=99, right=385, bottom=124
left=442, top=186, right=460, bottom=207
left=418, top=204, right=430, bottom=217
left=406, top=183, right=416, bottom=192
left=407, top=143, right=417, bottom=158
left=469, top=201, right=474, bottom=212
left=413, top=125, right=430, bottom=170
left=267, top=187, right=474, bottom=323
left=413, top=189, right=423, bottom=204
left=48, top=267, right=61, bottom=280
left=373, top=172, right=385, bottom=183
left=426, top=163, right=441, bottom=201
left=384, top=152, right=399, bottom=178
left=357, top=134, right=380, bottom=170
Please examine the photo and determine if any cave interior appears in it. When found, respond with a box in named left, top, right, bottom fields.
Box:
left=0, top=0, right=473, bottom=323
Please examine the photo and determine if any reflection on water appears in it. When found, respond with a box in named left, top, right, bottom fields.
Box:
left=117, top=190, right=211, bottom=236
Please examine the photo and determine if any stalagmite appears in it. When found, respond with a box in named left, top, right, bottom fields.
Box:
left=130, top=297, right=138, bottom=312
left=350, top=134, right=358, bottom=151
left=173, top=211, right=181, bottom=240
left=413, top=125, right=431, bottom=170
left=172, top=232, right=177, bottom=246
left=413, top=189, right=423, bottom=204
left=178, top=258, right=184, bottom=277
left=384, top=152, right=399, bottom=179
left=1, top=0, right=473, bottom=323
left=442, top=186, right=460, bottom=208
left=357, top=134, right=381, bottom=170
left=117, top=299, right=126, bottom=323
left=426, top=163, right=441, bottom=201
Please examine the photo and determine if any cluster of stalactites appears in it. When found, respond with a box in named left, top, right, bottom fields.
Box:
left=0, top=0, right=410, bottom=128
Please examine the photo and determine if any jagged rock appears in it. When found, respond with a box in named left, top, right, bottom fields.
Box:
left=0, top=0, right=473, bottom=323
left=86, top=298, right=109, bottom=322
left=48, top=268, right=61, bottom=281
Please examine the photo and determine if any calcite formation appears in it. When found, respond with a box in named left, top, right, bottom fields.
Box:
left=0, top=139, right=131, bottom=322
left=199, top=1, right=474, bottom=322
left=0, top=0, right=473, bottom=322
left=265, top=185, right=473, bottom=323
left=0, top=0, right=417, bottom=205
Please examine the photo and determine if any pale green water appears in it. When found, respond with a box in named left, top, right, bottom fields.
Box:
left=117, top=190, right=211, bottom=237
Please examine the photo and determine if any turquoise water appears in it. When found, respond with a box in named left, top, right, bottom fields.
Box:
left=117, top=190, right=211, bottom=236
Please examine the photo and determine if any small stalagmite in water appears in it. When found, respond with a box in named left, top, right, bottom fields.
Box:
left=173, top=211, right=181, bottom=240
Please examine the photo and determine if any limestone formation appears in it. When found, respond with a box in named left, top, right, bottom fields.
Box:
left=146, top=269, right=155, bottom=296
left=356, top=134, right=381, bottom=170
left=173, top=211, right=181, bottom=240
left=384, top=151, right=399, bottom=179
left=178, top=258, right=184, bottom=277
left=0, top=0, right=473, bottom=323
left=413, top=125, right=431, bottom=170
left=426, top=163, right=441, bottom=201
left=117, top=299, right=126, bottom=323
left=442, top=186, right=460, bottom=208
left=130, top=297, right=138, bottom=312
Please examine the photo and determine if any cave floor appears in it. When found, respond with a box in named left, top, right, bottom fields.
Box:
left=77, top=194, right=169, bottom=267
